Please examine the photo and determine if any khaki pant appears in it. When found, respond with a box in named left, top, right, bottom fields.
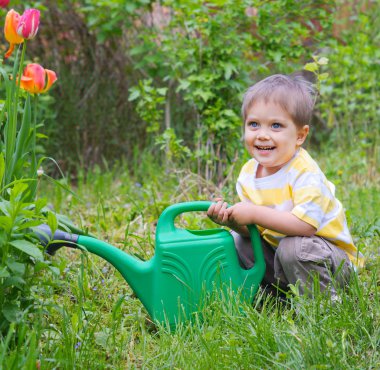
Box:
left=231, top=231, right=352, bottom=297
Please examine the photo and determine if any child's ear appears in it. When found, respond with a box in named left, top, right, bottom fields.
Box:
left=296, top=125, right=309, bottom=145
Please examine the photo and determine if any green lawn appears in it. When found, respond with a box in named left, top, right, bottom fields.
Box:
left=3, top=147, right=379, bottom=369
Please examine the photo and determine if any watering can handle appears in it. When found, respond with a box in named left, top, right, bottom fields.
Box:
left=156, top=201, right=216, bottom=235
left=156, top=201, right=265, bottom=278
left=156, top=201, right=261, bottom=235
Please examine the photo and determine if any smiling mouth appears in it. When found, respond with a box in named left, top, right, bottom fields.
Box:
left=255, top=145, right=275, bottom=151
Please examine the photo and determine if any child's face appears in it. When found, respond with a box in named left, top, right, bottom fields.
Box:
left=244, top=99, right=309, bottom=177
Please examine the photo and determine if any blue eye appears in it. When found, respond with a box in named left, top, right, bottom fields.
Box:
left=248, top=121, right=259, bottom=128
left=272, top=122, right=282, bottom=129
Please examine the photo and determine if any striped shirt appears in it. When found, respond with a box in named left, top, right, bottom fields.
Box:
left=236, top=148, right=363, bottom=266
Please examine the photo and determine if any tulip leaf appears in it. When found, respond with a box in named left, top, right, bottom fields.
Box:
left=10, top=94, right=31, bottom=181
left=0, top=153, right=4, bottom=186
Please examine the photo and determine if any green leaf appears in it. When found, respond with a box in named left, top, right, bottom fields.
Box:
left=0, top=266, right=10, bottom=278
left=222, top=63, right=236, bottom=80
left=7, top=260, right=26, bottom=276
left=317, top=57, right=329, bottom=65
left=0, top=215, right=12, bottom=232
left=48, top=266, right=60, bottom=276
left=0, top=152, right=4, bottom=186
left=4, top=276, right=26, bottom=289
left=318, top=72, right=329, bottom=81
left=9, top=182, right=29, bottom=202
left=36, top=133, right=49, bottom=139
left=195, top=90, right=213, bottom=102
left=128, top=88, right=140, bottom=102
left=15, top=219, right=44, bottom=231
left=157, top=88, right=168, bottom=96
left=47, top=211, right=58, bottom=235
left=9, top=239, right=43, bottom=260
left=176, top=79, right=191, bottom=92
left=15, top=94, right=32, bottom=160
left=223, top=109, right=237, bottom=118
left=2, top=302, right=22, bottom=323
left=95, top=329, right=110, bottom=350
left=303, top=62, right=318, bottom=72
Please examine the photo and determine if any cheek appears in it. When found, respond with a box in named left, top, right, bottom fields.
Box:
left=243, top=135, right=250, bottom=147
left=244, top=135, right=252, bottom=150
left=244, top=130, right=254, bottom=142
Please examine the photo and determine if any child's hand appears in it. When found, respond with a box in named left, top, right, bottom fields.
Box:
left=226, top=202, right=256, bottom=226
left=207, top=199, right=230, bottom=227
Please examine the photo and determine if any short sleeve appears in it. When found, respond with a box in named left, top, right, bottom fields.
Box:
left=291, top=171, right=336, bottom=230
left=236, top=179, right=251, bottom=202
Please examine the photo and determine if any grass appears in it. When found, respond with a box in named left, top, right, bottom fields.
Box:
left=1, top=147, right=379, bottom=369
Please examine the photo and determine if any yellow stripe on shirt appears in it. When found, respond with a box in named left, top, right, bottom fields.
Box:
left=242, top=186, right=292, bottom=206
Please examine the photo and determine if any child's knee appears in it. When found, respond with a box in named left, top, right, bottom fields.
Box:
left=275, top=236, right=353, bottom=295
left=276, top=235, right=333, bottom=267
left=276, top=236, right=302, bottom=266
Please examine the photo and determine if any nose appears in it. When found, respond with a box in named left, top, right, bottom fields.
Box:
left=257, top=128, right=270, bottom=140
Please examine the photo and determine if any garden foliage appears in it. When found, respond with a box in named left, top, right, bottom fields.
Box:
left=14, top=1, right=334, bottom=174
left=0, top=1, right=379, bottom=367
left=6, top=1, right=378, bottom=179
left=0, top=5, right=58, bottom=333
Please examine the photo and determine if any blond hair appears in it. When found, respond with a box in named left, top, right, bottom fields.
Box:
left=241, top=74, right=316, bottom=127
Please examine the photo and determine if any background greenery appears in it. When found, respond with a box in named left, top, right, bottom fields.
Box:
left=8, top=0, right=378, bottom=177
left=0, top=0, right=379, bottom=368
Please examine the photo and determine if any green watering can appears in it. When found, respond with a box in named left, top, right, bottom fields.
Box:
left=38, top=201, right=265, bottom=328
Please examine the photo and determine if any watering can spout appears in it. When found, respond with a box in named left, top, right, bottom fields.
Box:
left=35, top=225, right=154, bottom=311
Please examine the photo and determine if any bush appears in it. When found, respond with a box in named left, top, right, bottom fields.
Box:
left=22, top=0, right=336, bottom=179
left=317, top=0, right=379, bottom=156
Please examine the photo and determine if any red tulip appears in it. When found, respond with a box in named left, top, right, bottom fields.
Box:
left=16, top=8, right=40, bottom=40
left=3, top=9, right=24, bottom=60
left=0, top=0, right=10, bottom=9
left=20, top=63, right=57, bottom=94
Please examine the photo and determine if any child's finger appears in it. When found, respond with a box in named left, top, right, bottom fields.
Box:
left=216, top=202, right=228, bottom=222
left=208, top=201, right=222, bottom=218
left=207, top=203, right=216, bottom=217
left=226, top=206, right=233, bottom=216
left=213, top=200, right=224, bottom=215
left=221, top=201, right=228, bottom=214
left=221, top=208, right=229, bottom=224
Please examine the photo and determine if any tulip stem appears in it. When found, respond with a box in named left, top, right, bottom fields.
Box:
left=29, top=94, right=38, bottom=199
left=3, top=41, right=27, bottom=193
left=14, top=41, right=27, bottom=115
left=3, top=42, right=26, bottom=188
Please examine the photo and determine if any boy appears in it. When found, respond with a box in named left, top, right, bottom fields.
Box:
left=207, top=74, right=363, bottom=298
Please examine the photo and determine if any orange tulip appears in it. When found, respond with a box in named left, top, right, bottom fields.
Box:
left=20, top=63, right=57, bottom=94
left=4, top=9, right=24, bottom=60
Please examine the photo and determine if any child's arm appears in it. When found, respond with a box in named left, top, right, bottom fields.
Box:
left=207, top=200, right=316, bottom=237
left=227, top=202, right=316, bottom=236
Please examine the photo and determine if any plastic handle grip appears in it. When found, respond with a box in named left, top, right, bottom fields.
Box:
left=156, top=201, right=213, bottom=235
